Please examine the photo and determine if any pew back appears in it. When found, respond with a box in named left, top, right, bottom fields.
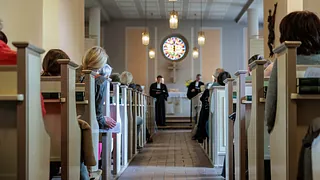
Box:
left=0, top=43, right=50, bottom=180
left=41, top=60, right=81, bottom=180
left=75, top=70, right=99, bottom=171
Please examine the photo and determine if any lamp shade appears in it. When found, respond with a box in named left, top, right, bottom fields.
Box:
left=192, top=47, right=199, bottom=59
left=169, top=11, right=178, bottom=29
left=198, top=31, right=205, bottom=46
left=142, top=31, right=150, bottom=46
left=149, top=48, right=155, bottom=59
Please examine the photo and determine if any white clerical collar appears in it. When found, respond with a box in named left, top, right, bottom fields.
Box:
left=195, top=81, right=199, bottom=86
left=157, top=83, right=161, bottom=88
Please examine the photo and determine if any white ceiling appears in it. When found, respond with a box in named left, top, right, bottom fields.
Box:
left=85, top=0, right=263, bottom=23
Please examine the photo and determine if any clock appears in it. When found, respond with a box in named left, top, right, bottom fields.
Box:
left=161, top=34, right=189, bottom=61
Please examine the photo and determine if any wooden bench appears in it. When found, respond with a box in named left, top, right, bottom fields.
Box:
left=269, top=41, right=320, bottom=179
left=75, top=70, right=100, bottom=172
left=244, top=60, right=319, bottom=180
left=127, top=88, right=134, bottom=161
left=224, top=78, right=236, bottom=180
left=101, top=78, right=112, bottom=180
left=41, top=59, right=81, bottom=180
left=208, top=86, right=228, bottom=168
left=233, top=70, right=255, bottom=180
left=132, top=90, right=138, bottom=155
left=244, top=60, right=269, bottom=180
left=110, top=82, right=122, bottom=175
left=0, top=42, right=50, bottom=180
left=120, top=85, right=129, bottom=167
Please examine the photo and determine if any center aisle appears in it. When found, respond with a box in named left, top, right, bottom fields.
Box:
left=118, top=130, right=223, bottom=180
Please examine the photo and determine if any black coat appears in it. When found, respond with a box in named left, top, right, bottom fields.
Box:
left=149, top=82, right=169, bottom=101
left=187, top=81, right=204, bottom=99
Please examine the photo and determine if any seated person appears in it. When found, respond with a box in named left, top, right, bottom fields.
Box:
left=120, top=71, right=133, bottom=85
left=266, top=11, right=320, bottom=133
left=76, top=46, right=117, bottom=130
left=42, top=49, right=97, bottom=180
left=98, top=63, right=112, bottom=78
left=195, top=72, right=232, bottom=143
left=211, top=68, right=224, bottom=86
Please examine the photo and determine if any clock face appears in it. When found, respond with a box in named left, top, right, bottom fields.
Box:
left=161, top=35, right=189, bottom=61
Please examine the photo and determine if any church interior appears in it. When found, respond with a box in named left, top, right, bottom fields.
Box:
left=1, top=0, right=320, bottom=179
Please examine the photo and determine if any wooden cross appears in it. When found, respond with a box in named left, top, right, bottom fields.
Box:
left=168, top=62, right=179, bottom=83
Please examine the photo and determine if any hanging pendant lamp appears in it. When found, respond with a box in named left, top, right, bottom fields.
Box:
left=193, top=47, right=199, bottom=59
left=169, top=2, right=178, bottom=29
left=141, top=0, right=149, bottom=45
left=149, top=48, right=155, bottom=59
left=198, top=0, right=205, bottom=46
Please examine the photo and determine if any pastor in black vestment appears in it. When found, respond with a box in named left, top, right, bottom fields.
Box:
left=187, top=74, right=204, bottom=99
left=149, top=75, right=169, bottom=126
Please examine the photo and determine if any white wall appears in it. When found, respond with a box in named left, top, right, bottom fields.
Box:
left=1, top=0, right=84, bottom=65
left=102, top=19, right=247, bottom=91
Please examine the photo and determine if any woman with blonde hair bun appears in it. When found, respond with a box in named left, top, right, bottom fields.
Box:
left=76, top=46, right=116, bottom=130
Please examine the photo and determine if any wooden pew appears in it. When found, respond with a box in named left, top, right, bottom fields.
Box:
left=127, top=88, right=134, bottom=161
left=75, top=70, right=100, bottom=172
left=110, top=82, right=122, bottom=175
left=0, top=42, right=50, bottom=180
left=246, top=60, right=269, bottom=180
left=143, top=94, right=147, bottom=144
left=132, top=90, right=138, bottom=155
left=233, top=70, right=248, bottom=180
left=137, top=92, right=142, bottom=148
left=41, top=59, right=81, bottom=180
left=120, top=85, right=129, bottom=167
left=208, top=86, right=228, bottom=168
left=101, top=78, right=112, bottom=180
left=224, top=78, right=236, bottom=180
left=270, top=41, right=320, bottom=179
left=246, top=61, right=319, bottom=180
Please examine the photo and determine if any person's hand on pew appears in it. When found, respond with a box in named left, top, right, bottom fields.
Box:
left=105, top=116, right=117, bottom=128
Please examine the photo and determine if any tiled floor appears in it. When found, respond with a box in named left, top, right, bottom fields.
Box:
left=118, top=130, right=223, bottom=180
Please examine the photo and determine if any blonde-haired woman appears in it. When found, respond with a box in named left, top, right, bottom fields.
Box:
left=77, top=46, right=116, bottom=129
left=120, top=71, right=133, bottom=85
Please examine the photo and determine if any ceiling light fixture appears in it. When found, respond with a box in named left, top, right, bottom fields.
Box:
left=192, top=47, right=199, bottom=59
left=198, top=0, right=205, bottom=46
left=169, top=1, right=178, bottom=29
left=149, top=48, right=155, bottom=59
left=142, top=0, right=149, bottom=45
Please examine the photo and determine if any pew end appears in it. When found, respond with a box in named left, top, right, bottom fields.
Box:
left=270, top=41, right=320, bottom=179
left=41, top=59, right=81, bottom=179
left=76, top=70, right=100, bottom=172
left=0, top=42, right=50, bottom=180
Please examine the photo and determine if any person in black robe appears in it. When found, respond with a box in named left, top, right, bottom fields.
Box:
left=187, top=74, right=204, bottom=99
left=149, top=75, right=169, bottom=126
